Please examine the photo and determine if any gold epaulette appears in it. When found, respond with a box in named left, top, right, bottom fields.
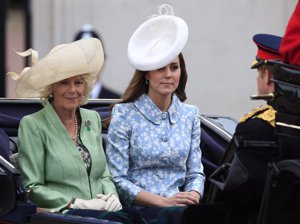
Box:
left=239, top=105, right=276, bottom=127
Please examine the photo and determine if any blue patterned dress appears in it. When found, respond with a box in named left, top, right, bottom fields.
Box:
left=106, top=93, right=205, bottom=207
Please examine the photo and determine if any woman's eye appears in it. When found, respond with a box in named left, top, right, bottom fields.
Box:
left=170, top=65, right=179, bottom=71
left=60, top=81, right=69, bottom=85
left=75, top=80, right=84, bottom=86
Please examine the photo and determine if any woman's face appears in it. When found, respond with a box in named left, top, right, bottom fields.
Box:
left=52, top=75, right=86, bottom=113
left=146, top=56, right=181, bottom=99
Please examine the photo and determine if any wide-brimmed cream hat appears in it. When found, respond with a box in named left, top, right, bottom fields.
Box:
left=8, top=38, right=104, bottom=97
left=127, top=4, right=188, bottom=71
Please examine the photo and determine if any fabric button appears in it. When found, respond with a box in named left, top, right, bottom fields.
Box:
left=162, top=157, right=168, bottom=163
left=162, top=136, right=169, bottom=142
left=162, top=113, right=168, bottom=120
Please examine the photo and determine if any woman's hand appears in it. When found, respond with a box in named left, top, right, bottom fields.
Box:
left=134, top=190, right=201, bottom=207
left=164, top=191, right=200, bottom=207
left=97, top=193, right=122, bottom=211
left=188, top=190, right=201, bottom=202
left=71, top=198, right=106, bottom=210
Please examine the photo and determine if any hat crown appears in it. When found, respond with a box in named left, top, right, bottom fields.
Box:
left=253, top=34, right=282, bottom=57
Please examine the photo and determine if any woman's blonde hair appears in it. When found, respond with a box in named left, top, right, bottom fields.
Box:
left=39, top=74, right=94, bottom=105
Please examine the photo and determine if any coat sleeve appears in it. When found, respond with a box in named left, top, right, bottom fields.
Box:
left=106, top=104, right=144, bottom=206
left=182, top=107, right=206, bottom=197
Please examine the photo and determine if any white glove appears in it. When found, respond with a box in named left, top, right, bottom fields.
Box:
left=97, top=193, right=122, bottom=211
left=71, top=198, right=106, bottom=210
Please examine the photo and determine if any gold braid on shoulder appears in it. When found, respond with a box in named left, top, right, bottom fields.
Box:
left=239, top=105, right=276, bottom=127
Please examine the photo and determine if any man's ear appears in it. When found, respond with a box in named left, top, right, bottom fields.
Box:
left=266, top=69, right=273, bottom=85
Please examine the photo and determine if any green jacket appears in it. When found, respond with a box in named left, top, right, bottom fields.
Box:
left=18, top=101, right=117, bottom=211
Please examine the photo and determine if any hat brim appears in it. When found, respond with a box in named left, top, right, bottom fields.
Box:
left=128, top=15, right=188, bottom=71
left=16, top=38, right=104, bottom=97
left=251, top=59, right=261, bottom=69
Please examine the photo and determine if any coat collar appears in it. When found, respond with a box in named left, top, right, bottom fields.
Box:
left=43, top=100, right=82, bottom=137
left=134, top=93, right=180, bottom=125
left=43, top=100, right=72, bottom=142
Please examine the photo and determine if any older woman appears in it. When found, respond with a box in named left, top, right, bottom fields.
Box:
left=8, top=38, right=122, bottom=213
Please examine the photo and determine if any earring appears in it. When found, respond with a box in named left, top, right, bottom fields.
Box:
left=145, top=79, right=149, bottom=85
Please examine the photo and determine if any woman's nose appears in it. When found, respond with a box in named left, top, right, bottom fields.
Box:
left=165, top=67, right=172, bottom=77
left=68, top=83, right=76, bottom=92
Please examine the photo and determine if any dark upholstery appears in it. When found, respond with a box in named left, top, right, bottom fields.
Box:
left=257, top=160, right=300, bottom=224
left=30, top=211, right=121, bottom=224
left=1, top=203, right=36, bottom=224
left=0, top=128, right=10, bottom=161
left=201, top=127, right=228, bottom=176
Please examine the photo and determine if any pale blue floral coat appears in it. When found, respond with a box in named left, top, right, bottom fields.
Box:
left=106, top=93, right=205, bottom=206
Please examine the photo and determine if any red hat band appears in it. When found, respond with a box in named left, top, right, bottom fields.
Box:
left=256, top=48, right=281, bottom=61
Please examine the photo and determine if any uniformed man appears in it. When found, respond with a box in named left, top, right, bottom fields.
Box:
left=237, top=33, right=282, bottom=138
left=231, top=33, right=282, bottom=208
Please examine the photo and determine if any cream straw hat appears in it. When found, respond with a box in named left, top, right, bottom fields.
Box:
left=8, top=38, right=104, bottom=97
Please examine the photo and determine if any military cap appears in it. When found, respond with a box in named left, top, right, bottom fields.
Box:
left=251, top=34, right=282, bottom=69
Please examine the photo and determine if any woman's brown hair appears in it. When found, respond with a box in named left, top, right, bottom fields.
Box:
left=122, top=53, right=187, bottom=103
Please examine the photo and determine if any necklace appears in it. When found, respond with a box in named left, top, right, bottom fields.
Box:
left=72, top=116, right=78, bottom=141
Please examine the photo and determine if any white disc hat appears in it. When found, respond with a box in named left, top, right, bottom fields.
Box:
left=127, top=4, right=189, bottom=71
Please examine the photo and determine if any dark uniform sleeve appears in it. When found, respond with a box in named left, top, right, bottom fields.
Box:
left=229, top=110, right=278, bottom=205
left=234, top=118, right=276, bottom=142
